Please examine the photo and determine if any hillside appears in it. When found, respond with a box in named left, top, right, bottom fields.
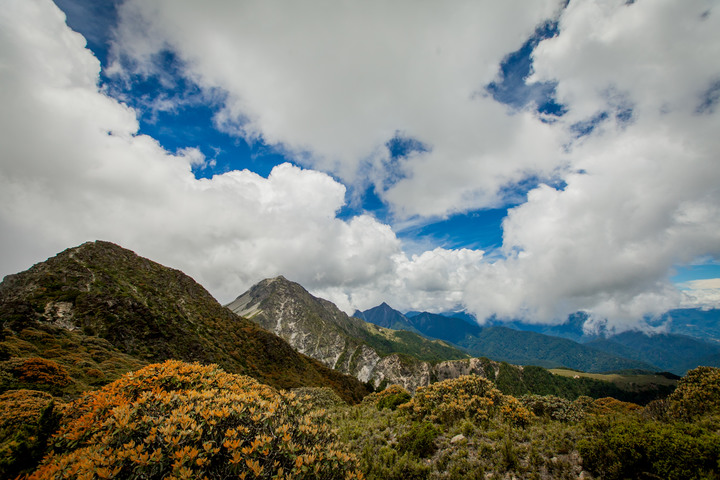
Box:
left=0, top=241, right=368, bottom=402
left=357, top=305, right=655, bottom=372
left=587, top=331, right=720, bottom=375
left=227, top=276, right=470, bottom=389
left=228, top=278, right=672, bottom=401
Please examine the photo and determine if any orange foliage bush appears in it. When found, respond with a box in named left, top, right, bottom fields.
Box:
left=0, top=389, right=56, bottom=431
left=11, top=357, right=71, bottom=387
left=28, top=360, right=363, bottom=480
left=0, top=389, right=62, bottom=478
left=500, top=395, right=533, bottom=427
left=401, top=375, right=503, bottom=425
left=587, top=397, right=642, bottom=416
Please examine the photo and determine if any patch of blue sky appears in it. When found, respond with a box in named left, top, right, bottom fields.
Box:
left=570, top=111, right=609, bottom=137
left=485, top=19, right=566, bottom=116
left=54, top=0, right=292, bottom=180
left=500, top=173, right=567, bottom=204
left=397, top=208, right=507, bottom=252
left=672, top=262, right=720, bottom=287
left=53, top=0, right=120, bottom=66
left=337, top=184, right=390, bottom=222
left=696, top=79, right=720, bottom=115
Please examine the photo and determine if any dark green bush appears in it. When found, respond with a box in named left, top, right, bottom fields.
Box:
left=365, top=384, right=412, bottom=411
left=397, top=422, right=439, bottom=458
left=578, top=416, right=720, bottom=480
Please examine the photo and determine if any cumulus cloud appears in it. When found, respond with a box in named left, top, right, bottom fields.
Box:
left=471, top=0, right=720, bottom=327
left=680, top=278, right=720, bottom=310
left=0, top=0, right=402, bottom=303
left=110, top=0, right=566, bottom=218
left=2, top=0, right=719, bottom=332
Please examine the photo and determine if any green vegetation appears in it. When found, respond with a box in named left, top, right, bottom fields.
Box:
left=27, top=361, right=363, bottom=480
left=0, top=241, right=369, bottom=403
left=2, top=363, right=718, bottom=479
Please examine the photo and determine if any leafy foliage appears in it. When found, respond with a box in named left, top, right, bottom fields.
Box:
left=499, top=395, right=533, bottom=427
left=0, top=324, right=147, bottom=397
left=579, top=415, right=720, bottom=480
left=29, top=360, right=363, bottom=480
left=396, top=422, right=439, bottom=458
left=363, top=384, right=411, bottom=411
left=667, top=366, right=720, bottom=419
left=520, top=394, right=585, bottom=423
left=401, top=374, right=503, bottom=425
left=0, top=389, right=62, bottom=478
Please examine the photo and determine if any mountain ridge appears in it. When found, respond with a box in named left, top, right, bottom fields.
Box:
left=356, top=304, right=659, bottom=373
left=0, top=241, right=369, bottom=402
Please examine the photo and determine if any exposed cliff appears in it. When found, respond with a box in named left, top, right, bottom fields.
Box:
left=227, top=276, right=501, bottom=390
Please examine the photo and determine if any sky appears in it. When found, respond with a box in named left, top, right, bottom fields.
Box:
left=1, top=0, right=719, bottom=333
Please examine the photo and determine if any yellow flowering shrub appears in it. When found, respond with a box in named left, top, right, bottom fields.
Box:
left=28, top=360, right=363, bottom=480
left=667, top=366, right=720, bottom=420
left=499, top=395, right=533, bottom=427
left=400, top=375, right=503, bottom=425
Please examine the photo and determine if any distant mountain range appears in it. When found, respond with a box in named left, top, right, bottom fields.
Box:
left=356, top=305, right=655, bottom=372
left=227, top=278, right=673, bottom=401
left=355, top=305, right=720, bottom=375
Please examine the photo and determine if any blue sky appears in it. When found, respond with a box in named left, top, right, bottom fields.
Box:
left=1, top=0, right=719, bottom=330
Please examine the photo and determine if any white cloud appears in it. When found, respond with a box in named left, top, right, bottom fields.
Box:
left=466, top=0, right=720, bottom=327
left=110, top=0, right=566, bottom=218
left=0, top=0, right=402, bottom=303
left=2, top=0, right=719, bottom=333
left=679, top=278, right=720, bottom=310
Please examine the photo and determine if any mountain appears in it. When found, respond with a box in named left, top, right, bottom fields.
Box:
left=660, top=308, right=720, bottom=344
left=501, top=312, right=597, bottom=343
left=227, top=277, right=471, bottom=389
left=405, top=311, right=483, bottom=344
left=356, top=305, right=656, bottom=372
left=353, top=302, right=419, bottom=332
left=229, top=282, right=672, bottom=401
left=0, top=241, right=369, bottom=402
left=587, top=331, right=720, bottom=375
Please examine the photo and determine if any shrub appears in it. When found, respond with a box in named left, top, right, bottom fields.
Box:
left=401, top=375, right=503, bottom=425
left=520, top=394, right=584, bottom=423
left=667, top=366, right=720, bottom=420
left=396, top=422, right=439, bottom=458
left=586, top=397, right=642, bottom=416
left=28, top=360, right=363, bottom=479
left=364, top=384, right=412, bottom=411
left=0, top=390, right=61, bottom=478
left=291, top=387, right=346, bottom=410
left=10, top=357, right=72, bottom=388
left=579, top=415, right=720, bottom=480
left=500, top=395, right=533, bottom=427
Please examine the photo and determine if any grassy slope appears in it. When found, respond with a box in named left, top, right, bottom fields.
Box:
left=0, top=241, right=368, bottom=403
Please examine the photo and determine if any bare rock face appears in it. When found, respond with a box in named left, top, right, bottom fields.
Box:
left=434, top=357, right=500, bottom=382
left=227, top=277, right=504, bottom=391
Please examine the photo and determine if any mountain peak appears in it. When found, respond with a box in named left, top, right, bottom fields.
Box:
left=0, top=242, right=370, bottom=402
